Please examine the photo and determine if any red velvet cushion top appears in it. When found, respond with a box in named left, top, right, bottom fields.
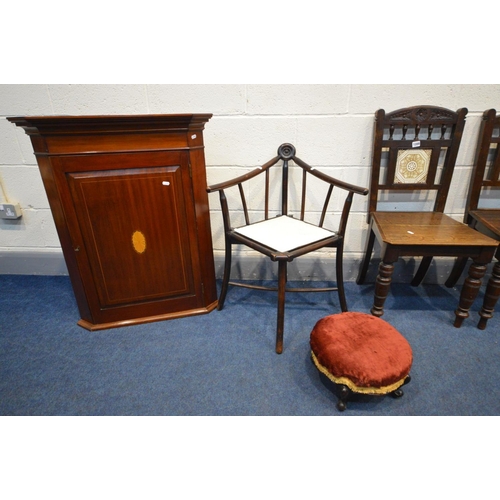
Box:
left=310, top=312, right=413, bottom=388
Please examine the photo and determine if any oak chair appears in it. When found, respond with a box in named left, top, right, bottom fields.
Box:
left=445, top=109, right=500, bottom=329
left=208, top=143, right=368, bottom=354
left=356, top=106, right=498, bottom=326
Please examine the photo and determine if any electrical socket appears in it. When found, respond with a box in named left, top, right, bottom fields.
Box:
left=0, top=203, right=22, bottom=219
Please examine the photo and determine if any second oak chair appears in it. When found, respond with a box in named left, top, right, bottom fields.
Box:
left=208, top=143, right=368, bottom=354
left=445, top=108, right=500, bottom=329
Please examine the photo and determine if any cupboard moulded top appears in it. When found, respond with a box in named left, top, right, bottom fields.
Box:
left=7, top=113, right=213, bottom=134
left=7, top=113, right=213, bottom=155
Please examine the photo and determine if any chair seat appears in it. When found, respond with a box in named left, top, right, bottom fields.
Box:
left=372, top=212, right=499, bottom=247
left=469, top=209, right=500, bottom=237
left=234, top=215, right=335, bottom=253
left=310, top=312, right=413, bottom=395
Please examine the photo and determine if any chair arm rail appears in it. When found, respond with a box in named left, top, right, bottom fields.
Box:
left=293, top=155, right=369, bottom=196
left=207, top=156, right=280, bottom=192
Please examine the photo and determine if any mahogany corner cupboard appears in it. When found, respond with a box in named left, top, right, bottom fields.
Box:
left=8, top=114, right=218, bottom=330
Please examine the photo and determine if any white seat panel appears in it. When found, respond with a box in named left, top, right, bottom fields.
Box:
left=233, top=215, right=335, bottom=252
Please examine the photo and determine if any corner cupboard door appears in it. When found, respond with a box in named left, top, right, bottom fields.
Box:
left=60, top=151, right=204, bottom=324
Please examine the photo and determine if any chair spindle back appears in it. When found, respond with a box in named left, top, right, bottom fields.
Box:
left=368, top=106, right=468, bottom=221
left=466, top=109, right=500, bottom=219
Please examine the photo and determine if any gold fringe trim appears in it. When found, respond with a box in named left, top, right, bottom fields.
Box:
left=311, top=351, right=407, bottom=395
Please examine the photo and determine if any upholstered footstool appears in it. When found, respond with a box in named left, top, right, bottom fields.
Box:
left=310, top=312, right=412, bottom=411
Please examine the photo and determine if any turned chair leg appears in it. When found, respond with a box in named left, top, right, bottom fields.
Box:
left=371, top=261, right=395, bottom=317
left=478, top=259, right=500, bottom=330
left=454, top=260, right=487, bottom=327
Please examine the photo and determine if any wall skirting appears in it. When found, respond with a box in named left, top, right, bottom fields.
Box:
left=211, top=252, right=472, bottom=285
left=0, top=249, right=474, bottom=286
left=0, top=250, right=69, bottom=276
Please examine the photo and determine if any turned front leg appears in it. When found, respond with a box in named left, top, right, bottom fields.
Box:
left=478, top=259, right=500, bottom=330
left=454, top=260, right=487, bottom=327
left=371, top=260, right=395, bottom=317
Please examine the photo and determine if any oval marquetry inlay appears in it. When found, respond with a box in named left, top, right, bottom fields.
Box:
left=132, top=231, right=146, bottom=254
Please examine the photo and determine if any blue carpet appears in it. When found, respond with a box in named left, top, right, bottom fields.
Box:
left=1, top=274, right=499, bottom=416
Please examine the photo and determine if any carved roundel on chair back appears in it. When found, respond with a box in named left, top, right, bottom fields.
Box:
left=278, top=143, right=296, bottom=160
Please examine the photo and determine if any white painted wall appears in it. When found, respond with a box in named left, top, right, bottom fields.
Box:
left=1, top=84, right=499, bottom=281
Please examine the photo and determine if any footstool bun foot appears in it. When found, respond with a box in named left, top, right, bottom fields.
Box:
left=337, top=400, right=347, bottom=412
left=337, top=384, right=351, bottom=411
left=391, top=388, right=404, bottom=398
